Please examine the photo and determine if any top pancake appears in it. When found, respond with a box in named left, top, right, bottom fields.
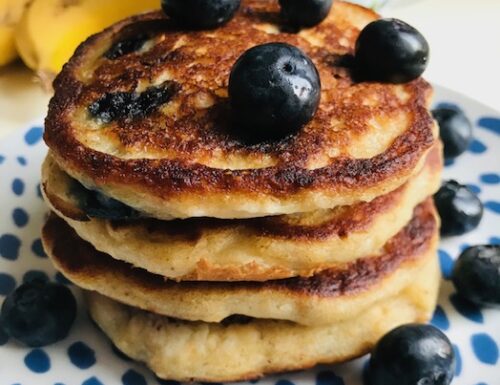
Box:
left=44, top=0, right=436, bottom=219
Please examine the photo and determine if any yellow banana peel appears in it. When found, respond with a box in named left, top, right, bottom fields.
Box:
left=0, top=24, right=17, bottom=66
left=0, top=0, right=31, bottom=67
left=15, top=0, right=159, bottom=79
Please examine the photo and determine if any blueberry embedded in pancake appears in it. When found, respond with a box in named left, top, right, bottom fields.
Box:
left=44, top=0, right=437, bottom=220
left=41, top=143, right=442, bottom=281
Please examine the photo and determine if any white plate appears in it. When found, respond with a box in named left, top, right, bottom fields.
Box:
left=0, top=85, right=499, bottom=385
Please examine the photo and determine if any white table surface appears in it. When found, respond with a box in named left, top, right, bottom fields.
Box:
left=0, top=0, right=499, bottom=139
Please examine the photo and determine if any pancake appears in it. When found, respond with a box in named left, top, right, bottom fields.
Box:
left=41, top=143, right=442, bottom=281
left=86, top=252, right=440, bottom=383
left=44, top=0, right=437, bottom=220
left=42, top=199, right=438, bottom=326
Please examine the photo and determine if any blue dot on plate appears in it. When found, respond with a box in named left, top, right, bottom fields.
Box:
left=453, top=344, right=462, bottom=376
left=24, top=349, right=51, bottom=373
left=450, top=293, right=484, bottom=323
left=444, top=158, right=455, bottom=168
left=16, top=156, right=27, bottom=166
left=469, top=138, right=488, bottom=154
left=0, top=155, right=4, bottom=164
left=478, top=117, right=500, bottom=135
left=12, top=208, right=29, bottom=228
left=471, top=333, right=499, bottom=365
left=316, top=370, right=345, bottom=385
left=0, top=324, right=9, bottom=346
left=82, top=377, right=104, bottom=385
left=68, top=341, right=96, bottom=369
left=12, top=178, right=25, bottom=196
left=489, top=237, right=500, bottom=245
left=0, top=234, right=21, bottom=260
left=430, top=305, right=450, bottom=331
left=24, top=126, right=43, bottom=146
left=23, top=270, right=49, bottom=283
left=0, top=272, right=16, bottom=296
left=438, top=249, right=454, bottom=279
left=122, top=369, right=147, bottom=385
left=484, top=201, right=500, bottom=214
left=480, top=173, right=500, bottom=185
left=466, top=184, right=481, bottom=195
left=31, top=239, right=46, bottom=258
left=460, top=243, right=471, bottom=252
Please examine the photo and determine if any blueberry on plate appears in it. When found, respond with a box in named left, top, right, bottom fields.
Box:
left=355, top=18, right=429, bottom=83
left=368, top=324, right=455, bottom=385
left=161, top=0, right=240, bottom=29
left=452, top=245, right=500, bottom=307
left=279, top=0, right=333, bottom=28
left=432, top=107, right=472, bottom=159
left=0, top=279, right=77, bottom=347
left=434, top=180, right=483, bottom=236
left=229, top=42, right=321, bottom=143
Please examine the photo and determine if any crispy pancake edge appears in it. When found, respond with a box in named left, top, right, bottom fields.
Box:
left=86, top=257, right=439, bottom=383
left=44, top=1, right=436, bottom=219
left=42, top=142, right=442, bottom=281
left=42, top=199, right=438, bottom=325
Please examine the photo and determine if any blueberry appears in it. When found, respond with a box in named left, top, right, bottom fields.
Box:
left=0, top=280, right=77, bottom=347
left=368, top=324, right=455, bottom=385
left=355, top=18, right=429, bottom=83
left=70, top=180, right=140, bottom=220
left=105, top=34, right=149, bottom=60
left=88, top=82, right=177, bottom=123
left=452, top=245, right=500, bottom=307
left=229, top=42, right=321, bottom=143
left=279, top=0, right=333, bottom=28
left=434, top=180, right=483, bottom=236
left=161, top=0, right=240, bottom=29
left=88, top=92, right=131, bottom=123
left=432, top=108, right=472, bottom=159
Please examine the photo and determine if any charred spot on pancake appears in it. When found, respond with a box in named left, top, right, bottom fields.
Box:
left=70, top=180, right=140, bottom=220
left=88, top=81, right=179, bottom=123
left=104, top=33, right=150, bottom=60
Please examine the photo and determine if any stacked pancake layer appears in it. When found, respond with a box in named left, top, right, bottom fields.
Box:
left=41, top=0, right=442, bottom=382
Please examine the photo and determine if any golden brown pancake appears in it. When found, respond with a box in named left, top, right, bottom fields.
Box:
left=42, top=199, right=438, bottom=326
left=44, top=0, right=436, bottom=220
left=41, top=143, right=442, bottom=281
left=86, top=250, right=440, bottom=383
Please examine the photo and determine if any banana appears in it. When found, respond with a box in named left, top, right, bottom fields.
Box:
left=15, top=0, right=159, bottom=81
left=0, top=0, right=31, bottom=66
left=0, top=25, right=17, bottom=66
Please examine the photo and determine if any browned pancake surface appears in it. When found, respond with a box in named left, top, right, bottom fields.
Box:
left=45, top=1, right=434, bottom=211
left=43, top=199, right=436, bottom=297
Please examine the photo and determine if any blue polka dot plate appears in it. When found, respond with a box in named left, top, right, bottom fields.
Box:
left=0, top=85, right=499, bottom=385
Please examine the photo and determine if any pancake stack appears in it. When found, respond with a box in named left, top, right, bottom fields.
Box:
left=41, top=1, right=442, bottom=382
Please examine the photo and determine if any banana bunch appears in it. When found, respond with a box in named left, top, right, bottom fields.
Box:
left=1, top=0, right=158, bottom=79
left=0, top=0, right=31, bottom=66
